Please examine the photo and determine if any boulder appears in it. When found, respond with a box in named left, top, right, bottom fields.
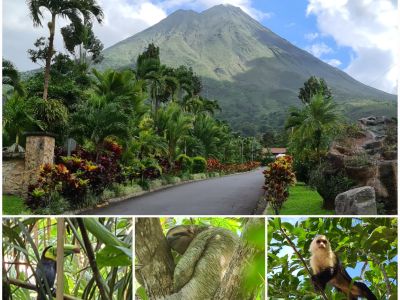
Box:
left=327, top=116, right=397, bottom=213
left=335, top=186, right=377, bottom=215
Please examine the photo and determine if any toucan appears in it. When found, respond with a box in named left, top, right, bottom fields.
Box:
left=36, top=244, right=80, bottom=300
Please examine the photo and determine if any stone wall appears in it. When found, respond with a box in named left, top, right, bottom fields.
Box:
left=3, top=157, right=25, bottom=196
left=3, top=134, right=55, bottom=196
left=24, top=135, right=55, bottom=188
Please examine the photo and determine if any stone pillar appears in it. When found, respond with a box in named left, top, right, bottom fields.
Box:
left=23, top=133, right=55, bottom=190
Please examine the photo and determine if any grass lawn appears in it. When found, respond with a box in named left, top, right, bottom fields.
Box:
left=3, top=195, right=31, bottom=215
left=267, top=182, right=335, bottom=215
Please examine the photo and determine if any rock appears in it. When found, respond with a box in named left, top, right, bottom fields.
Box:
left=327, top=116, right=397, bottom=213
left=378, top=160, right=397, bottom=212
left=335, top=186, right=377, bottom=215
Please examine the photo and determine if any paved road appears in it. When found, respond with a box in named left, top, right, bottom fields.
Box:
left=82, top=169, right=265, bottom=215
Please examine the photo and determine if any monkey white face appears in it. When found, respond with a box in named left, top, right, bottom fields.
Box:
left=310, top=235, right=331, bottom=252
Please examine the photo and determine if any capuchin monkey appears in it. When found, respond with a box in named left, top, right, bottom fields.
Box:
left=309, top=235, right=377, bottom=300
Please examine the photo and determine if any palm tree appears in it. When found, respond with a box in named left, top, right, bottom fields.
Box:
left=191, top=114, right=221, bottom=158
left=27, top=0, right=103, bottom=100
left=2, top=59, right=25, bottom=97
left=91, top=69, right=148, bottom=130
left=155, top=103, right=193, bottom=165
left=70, top=95, right=129, bottom=160
left=286, top=92, right=340, bottom=161
left=3, top=94, right=34, bottom=151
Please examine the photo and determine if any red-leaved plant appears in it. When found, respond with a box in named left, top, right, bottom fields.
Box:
left=263, top=155, right=296, bottom=214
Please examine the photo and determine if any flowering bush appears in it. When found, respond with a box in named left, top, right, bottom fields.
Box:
left=263, top=155, right=296, bottom=214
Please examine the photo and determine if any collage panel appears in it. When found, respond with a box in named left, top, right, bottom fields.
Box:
left=2, top=217, right=133, bottom=300
left=267, top=217, right=397, bottom=299
left=135, top=217, right=265, bottom=299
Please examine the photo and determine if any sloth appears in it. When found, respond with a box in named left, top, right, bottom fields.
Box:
left=163, top=225, right=239, bottom=300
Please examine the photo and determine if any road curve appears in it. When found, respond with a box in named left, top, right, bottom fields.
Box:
left=81, top=168, right=265, bottom=215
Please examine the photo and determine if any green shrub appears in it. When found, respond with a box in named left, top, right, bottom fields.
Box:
left=35, top=192, right=70, bottom=215
left=190, top=173, right=207, bottom=180
left=344, top=153, right=373, bottom=168
left=163, top=176, right=181, bottom=184
left=175, top=154, right=192, bottom=173
left=101, top=188, right=116, bottom=200
left=191, top=156, right=207, bottom=173
left=137, top=179, right=150, bottom=191
left=309, top=163, right=355, bottom=210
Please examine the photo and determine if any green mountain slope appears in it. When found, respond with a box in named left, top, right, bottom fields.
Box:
left=96, top=4, right=397, bottom=135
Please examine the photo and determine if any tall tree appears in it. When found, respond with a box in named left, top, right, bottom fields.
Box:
left=298, top=76, right=332, bottom=104
left=27, top=0, right=103, bottom=100
left=155, top=103, right=193, bottom=165
left=286, top=92, right=340, bottom=161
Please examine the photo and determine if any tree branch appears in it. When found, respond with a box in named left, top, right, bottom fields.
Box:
left=8, top=278, right=81, bottom=300
left=76, top=218, right=110, bottom=300
left=278, top=224, right=329, bottom=300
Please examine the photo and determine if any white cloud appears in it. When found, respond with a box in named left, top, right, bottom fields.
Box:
left=324, top=58, right=342, bottom=67
left=3, top=0, right=167, bottom=71
left=305, top=42, right=333, bottom=58
left=304, top=32, right=319, bottom=41
left=3, top=0, right=269, bottom=71
left=307, top=0, right=398, bottom=94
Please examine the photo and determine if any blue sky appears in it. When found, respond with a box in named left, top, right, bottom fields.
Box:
left=3, top=0, right=398, bottom=94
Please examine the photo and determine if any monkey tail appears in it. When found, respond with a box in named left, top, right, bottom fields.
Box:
left=353, top=282, right=377, bottom=300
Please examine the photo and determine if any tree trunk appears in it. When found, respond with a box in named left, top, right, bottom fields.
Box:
left=56, top=218, right=65, bottom=300
left=43, top=13, right=56, bottom=100
left=214, top=218, right=265, bottom=300
left=135, top=218, right=174, bottom=299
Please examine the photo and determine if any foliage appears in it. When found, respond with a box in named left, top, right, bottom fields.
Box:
left=26, top=140, right=124, bottom=211
left=206, top=158, right=223, bottom=172
left=309, top=162, right=355, bottom=209
left=344, top=152, right=374, bottom=168
left=27, top=0, right=104, bottom=100
left=263, top=156, right=296, bottom=215
left=191, top=156, right=207, bottom=173
left=175, top=154, right=193, bottom=173
left=268, top=217, right=397, bottom=299
left=2, top=59, right=25, bottom=97
left=287, top=92, right=341, bottom=164
left=298, top=76, right=332, bottom=104
left=29, top=96, right=69, bottom=133
left=156, top=102, right=193, bottom=164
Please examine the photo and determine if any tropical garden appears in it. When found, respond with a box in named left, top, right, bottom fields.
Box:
left=267, top=217, right=397, bottom=299
left=2, top=217, right=132, bottom=300
left=263, top=76, right=397, bottom=215
left=2, top=0, right=263, bottom=214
